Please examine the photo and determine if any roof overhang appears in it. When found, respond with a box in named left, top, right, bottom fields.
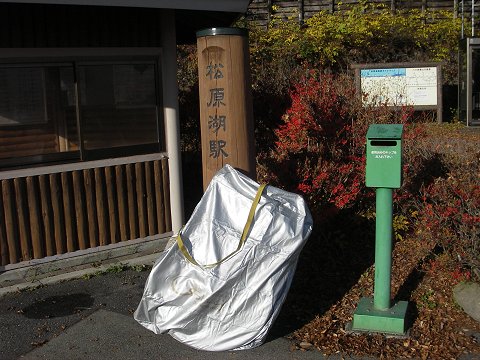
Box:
left=0, top=0, right=250, bottom=12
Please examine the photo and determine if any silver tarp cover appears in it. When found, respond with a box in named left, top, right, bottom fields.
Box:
left=134, top=165, right=313, bottom=351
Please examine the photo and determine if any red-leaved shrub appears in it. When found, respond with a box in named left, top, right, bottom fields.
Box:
left=412, top=128, right=480, bottom=275
left=258, top=72, right=418, bottom=221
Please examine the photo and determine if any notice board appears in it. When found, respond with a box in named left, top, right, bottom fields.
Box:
left=352, top=63, right=442, bottom=122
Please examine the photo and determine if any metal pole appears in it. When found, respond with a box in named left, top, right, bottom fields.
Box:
left=472, top=0, right=475, bottom=37
left=373, top=187, right=393, bottom=310
left=161, top=9, right=185, bottom=234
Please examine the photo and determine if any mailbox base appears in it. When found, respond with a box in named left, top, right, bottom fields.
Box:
left=352, top=297, right=408, bottom=335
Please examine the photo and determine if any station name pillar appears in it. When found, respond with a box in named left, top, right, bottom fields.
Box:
left=197, top=28, right=256, bottom=190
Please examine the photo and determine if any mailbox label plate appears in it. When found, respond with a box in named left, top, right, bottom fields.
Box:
left=366, top=124, right=403, bottom=188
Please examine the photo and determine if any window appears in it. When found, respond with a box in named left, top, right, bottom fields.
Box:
left=0, top=64, right=78, bottom=161
left=0, top=51, right=163, bottom=168
left=0, top=67, right=48, bottom=126
left=79, top=63, right=158, bottom=150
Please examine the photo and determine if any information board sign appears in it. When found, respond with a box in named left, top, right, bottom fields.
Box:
left=361, top=67, right=437, bottom=106
left=352, top=63, right=442, bottom=122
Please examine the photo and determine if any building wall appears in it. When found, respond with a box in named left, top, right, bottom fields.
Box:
left=245, top=0, right=475, bottom=27
left=0, top=3, right=163, bottom=48
left=0, top=156, right=172, bottom=265
left=0, top=3, right=173, bottom=267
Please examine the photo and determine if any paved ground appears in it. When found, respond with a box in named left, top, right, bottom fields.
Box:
left=0, top=260, right=359, bottom=360
left=20, top=309, right=326, bottom=360
left=3, top=233, right=480, bottom=360
left=2, top=254, right=480, bottom=360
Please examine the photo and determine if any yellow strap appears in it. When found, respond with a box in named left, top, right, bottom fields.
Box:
left=176, top=184, right=267, bottom=269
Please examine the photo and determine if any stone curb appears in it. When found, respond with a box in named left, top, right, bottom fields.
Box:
left=0, top=252, right=161, bottom=298
left=0, top=236, right=175, bottom=298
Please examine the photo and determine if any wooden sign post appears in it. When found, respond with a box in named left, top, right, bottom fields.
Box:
left=196, top=28, right=256, bottom=190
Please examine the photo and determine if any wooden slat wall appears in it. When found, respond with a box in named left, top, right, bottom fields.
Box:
left=247, top=0, right=272, bottom=24
left=246, top=0, right=477, bottom=27
left=0, top=158, right=171, bottom=265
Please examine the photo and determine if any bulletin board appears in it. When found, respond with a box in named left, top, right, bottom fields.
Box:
left=352, top=62, right=442, bottom=122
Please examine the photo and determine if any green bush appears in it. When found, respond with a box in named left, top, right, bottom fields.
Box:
left=248, top=4, right=462, bottom=85
left=178, top=5, right=463, bottom=152
left=245, top=4, right=463, bottom=152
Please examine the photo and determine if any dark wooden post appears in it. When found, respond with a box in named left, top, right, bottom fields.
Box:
left=197, top=28, right=256, bottom=190
left=298, top=0, right=304, bottom=25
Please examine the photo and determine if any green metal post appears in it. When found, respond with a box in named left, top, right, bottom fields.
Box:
left=374, top=187, right=393, bottom=310
left=351, top=124, right=408, bottom=335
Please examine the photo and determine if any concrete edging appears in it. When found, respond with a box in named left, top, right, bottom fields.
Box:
left=0, top=235, right=174, bottom=297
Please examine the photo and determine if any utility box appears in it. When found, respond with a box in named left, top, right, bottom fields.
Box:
left=366, top=124, right=403, bottom=189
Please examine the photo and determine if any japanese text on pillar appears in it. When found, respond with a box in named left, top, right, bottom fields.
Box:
left=206, top=62, right=228, bottom=159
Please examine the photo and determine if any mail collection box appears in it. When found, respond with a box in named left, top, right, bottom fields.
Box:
left=365, top=124, right=403, bottom=189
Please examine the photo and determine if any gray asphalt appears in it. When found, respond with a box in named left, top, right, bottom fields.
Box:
left=0, top=267, right=342, bottom=360
left=2, top=264, right=479, bottom=360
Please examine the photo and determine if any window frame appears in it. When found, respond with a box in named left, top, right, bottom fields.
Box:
left=0, top=48, right=165, bottom=170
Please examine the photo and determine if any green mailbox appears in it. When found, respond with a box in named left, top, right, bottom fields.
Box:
left=352, top=123, right=408, bottom=335
left=366, top=124, right=403, bottom=189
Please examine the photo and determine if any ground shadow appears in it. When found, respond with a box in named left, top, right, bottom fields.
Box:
left=392, top=245, right=445, bottom=332
left=22, top=293, right=94, bottom=319
left=393, top=263, right=426, bottom=304
left=393, top=266, right=424, bottom=332
left=267, top=211, right=377, bottom=341
left=405, top=153, right=448, bottom=195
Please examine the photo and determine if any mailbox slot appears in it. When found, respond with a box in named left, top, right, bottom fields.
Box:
left=370, top=140, right=397, bottom=147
